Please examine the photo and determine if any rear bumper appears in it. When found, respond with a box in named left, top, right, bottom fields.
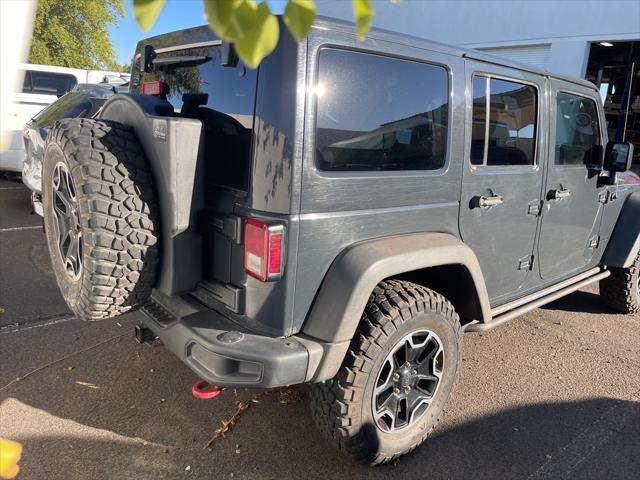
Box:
left=139, top=291, right=346, bottom=388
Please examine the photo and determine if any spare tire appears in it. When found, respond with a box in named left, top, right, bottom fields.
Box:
left=43, top=118, right=159, bottom=320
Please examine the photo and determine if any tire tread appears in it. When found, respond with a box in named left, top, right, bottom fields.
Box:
left=309, top=280, right=462, bottom=465
left=600, top=252, right=640, bottom=314
left=45, top=118, right=159, bottom=320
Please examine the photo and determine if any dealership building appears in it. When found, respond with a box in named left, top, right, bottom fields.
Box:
left=317, top=0, right=640, bottom=159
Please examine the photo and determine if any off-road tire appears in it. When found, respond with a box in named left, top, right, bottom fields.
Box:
left=310, top=280, right=463, bottom=465
left=600, top=252, right=640, bottom=314
left=43, top=118, right=159, bottom=320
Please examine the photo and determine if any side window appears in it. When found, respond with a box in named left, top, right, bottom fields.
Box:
left=315, top=48, right=449, bottom=172
left=555, top=93, right=601, bottom=166
left=471, top=76, right=538, bottom=167
left=29, top=71, right=77, bottom=96
left=21, top=70, right=32, bottom=93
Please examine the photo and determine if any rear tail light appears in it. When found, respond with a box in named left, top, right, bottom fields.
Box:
left=243, top=219, right=285, bottom=282
left=141, top=81, right=166, bottom=96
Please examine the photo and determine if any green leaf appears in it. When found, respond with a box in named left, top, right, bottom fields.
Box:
left=225, top=0, right=259, bottom=40
left=233, top=1, right=279, bottom=68
left=203, top=0, right=255, bottom=40
left=203, top=0, right=235, bottom=38
left=283, top=0, right=316, bottom=42
left=352, top=0, right=373, bottom=40
left=133, top=0, right=166, bottom=32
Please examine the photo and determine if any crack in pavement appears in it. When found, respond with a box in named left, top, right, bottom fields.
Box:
left=0, top=314, right=75, bottom=334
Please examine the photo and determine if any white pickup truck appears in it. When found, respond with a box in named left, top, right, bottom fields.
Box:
left=0, top=63, right=130, bottom=172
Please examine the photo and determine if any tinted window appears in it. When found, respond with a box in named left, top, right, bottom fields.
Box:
left=471, top=76, right=488, bottom=165
left=21, top=70, right=32, bottom=93
left=315, top=49, right=449, bottom=172
left=471, top=76, right=537, bottom=166
left=133, top=46, right=257, bottom=192
left=30, top=71, right=77, bottom=96
left=34, top=92, right=110, bottom=128
left=555, top=93, right=601, bottom=166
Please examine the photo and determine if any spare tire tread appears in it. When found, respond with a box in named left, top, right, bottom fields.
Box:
left=44, top=118, right=159, bottom=320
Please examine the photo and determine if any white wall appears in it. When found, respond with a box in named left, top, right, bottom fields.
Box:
left=316, top=0, right=640, bottom=77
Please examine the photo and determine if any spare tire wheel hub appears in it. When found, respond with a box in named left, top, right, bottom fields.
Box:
left=51, top=162, right=83, bottom=281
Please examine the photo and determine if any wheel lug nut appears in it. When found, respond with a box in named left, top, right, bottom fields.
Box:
left=393, top=387, right=400, bottom=395
left=412, top=370, right=417, bottom=375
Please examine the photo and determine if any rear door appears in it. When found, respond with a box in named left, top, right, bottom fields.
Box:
left=537, top=81, right=607, bottom=279
left=131, top=37, right=259, bottom=311
left=460, top=61, right=546, bottom=302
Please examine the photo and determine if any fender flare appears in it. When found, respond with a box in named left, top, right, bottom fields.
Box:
left=302, top=232, right=491, bottom=344
left=601, top=191, right=640, bottom=269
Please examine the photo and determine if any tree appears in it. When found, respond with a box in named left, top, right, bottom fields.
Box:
left=133, top=0, right=377, bottom=68
left=118, top=62, right=132, bottom=73
left=29, top=0, right=124, bottom=70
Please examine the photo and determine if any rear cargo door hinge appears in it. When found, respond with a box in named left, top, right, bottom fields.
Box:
left=598, top=191, right=609, bottom=204
left=518, top=255, right=534, bottom=271
left=527, top=200, right=542, bottom=216
left=205, top=214, right=243, bottom=244
left=588, top=235, right=600, bottom=249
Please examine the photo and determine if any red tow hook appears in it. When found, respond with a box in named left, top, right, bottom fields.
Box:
left=192, top=380, right=222, bottom=400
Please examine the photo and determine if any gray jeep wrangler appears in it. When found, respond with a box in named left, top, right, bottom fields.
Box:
left=41, top=18, right=640, bottom=464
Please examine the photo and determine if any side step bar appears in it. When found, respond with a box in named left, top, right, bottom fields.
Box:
left=466, top=267, right=611, bottom=333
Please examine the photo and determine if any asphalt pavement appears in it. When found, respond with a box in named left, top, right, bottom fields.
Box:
left=0, top=173, right=638, bottom=480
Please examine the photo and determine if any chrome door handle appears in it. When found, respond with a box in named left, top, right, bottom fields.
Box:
left=549, top=188, right=571, bottom=200
left=471, top=194, right=504, bottom=209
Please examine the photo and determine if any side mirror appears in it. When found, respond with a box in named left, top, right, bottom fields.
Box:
left=604, top=141, right=634, bottom=173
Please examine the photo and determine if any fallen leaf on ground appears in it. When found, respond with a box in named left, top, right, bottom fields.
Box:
left=204, top=400, right=251, bottom=449
left=278, top=387, right=303, bottom=404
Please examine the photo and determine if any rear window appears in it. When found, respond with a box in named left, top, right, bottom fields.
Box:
left=471, top=76, right=537, bottom=167
left=314, top=48, right=449, bottom=172
left=34, top=91, right=110, bottom=128
left=132, top=45, right=257, bottom=192
left=22, top=70, right=77, bottom=95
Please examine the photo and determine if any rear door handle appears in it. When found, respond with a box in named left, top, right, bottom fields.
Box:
left=471, top=194, right=504, bottom=209
left=549, top=188, right=571, bottom=200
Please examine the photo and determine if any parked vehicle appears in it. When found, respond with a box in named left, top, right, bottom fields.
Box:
left=40, top=18, right=640, bottom=465
left=22, top=83, right=121, bottom=213
left=0, top=64, right=128, bottom=172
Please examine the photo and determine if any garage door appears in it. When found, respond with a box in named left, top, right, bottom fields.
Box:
left=479, top=44, right=552, bottom=70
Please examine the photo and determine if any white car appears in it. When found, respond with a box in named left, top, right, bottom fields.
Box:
left=0, top=64, right=129, bottom=172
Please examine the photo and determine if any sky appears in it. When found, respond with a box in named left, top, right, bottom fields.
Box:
left=110, top=0, right=288, bottom=66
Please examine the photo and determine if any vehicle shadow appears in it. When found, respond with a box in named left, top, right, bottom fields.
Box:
left=3, top=343, right=638, bottom=480
left=540, top=290, right=615, bottom=315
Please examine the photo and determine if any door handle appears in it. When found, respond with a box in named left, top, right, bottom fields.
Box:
left=548, top=188, right=571, bottom=200
left=471, top=194, right=504, bottom=209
